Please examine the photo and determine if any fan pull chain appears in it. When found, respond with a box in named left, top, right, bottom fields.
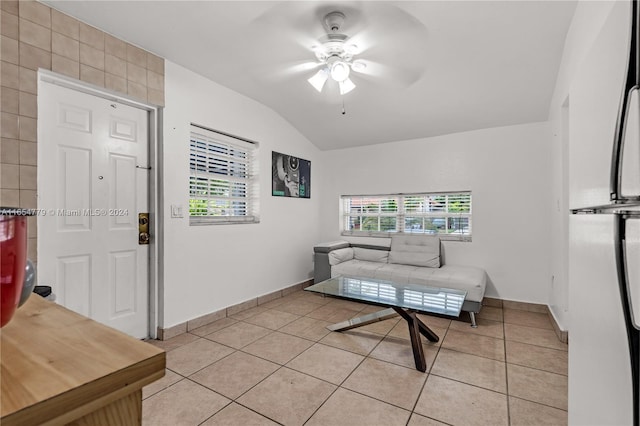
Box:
left=341, top=99, right=346, bottom=115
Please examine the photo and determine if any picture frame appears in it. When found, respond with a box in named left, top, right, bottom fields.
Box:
left=271, top=151, right=311, bottom=198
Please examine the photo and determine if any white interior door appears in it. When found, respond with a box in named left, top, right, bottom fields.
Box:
left=38, top=80, right=149, bottom=339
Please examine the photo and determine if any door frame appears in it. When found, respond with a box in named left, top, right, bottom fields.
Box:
left=37, top=69, right=162, bottom=339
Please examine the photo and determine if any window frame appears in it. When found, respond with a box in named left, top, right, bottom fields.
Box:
left=341, top=191, right=472, bottom=241
left=189, top=124, right=259, bottom=225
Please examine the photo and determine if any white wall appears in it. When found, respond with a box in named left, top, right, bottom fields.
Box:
left=161, top=61, right=321, bottom=328
left=318, top=122, right=552, bottom=304
left=547, top=1, right=618, bottom=330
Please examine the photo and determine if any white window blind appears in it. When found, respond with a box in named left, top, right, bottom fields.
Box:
left=189, top=124, right=259, bottom=225
left=341, top=191, right=472, bottom=241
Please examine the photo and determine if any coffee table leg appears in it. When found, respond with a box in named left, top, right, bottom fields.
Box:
left=391, top=307, right=440, bottom=372
left=393, top=308, right=427, bottom=372
left=326, top=308, right=398, bottom=332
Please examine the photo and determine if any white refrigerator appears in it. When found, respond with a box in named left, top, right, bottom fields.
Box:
left=569, top=1, right=640, bottom=425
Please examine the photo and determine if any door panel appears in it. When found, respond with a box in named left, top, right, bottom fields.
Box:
left=39, top=80, right=149, bottom=338
left=110, top=250, right=136, bottom=316
left=57, top=254, right=92, bottom=317
left=109, top=154, right=137, bottom=229
left=57, top=146, right=92, bottom=230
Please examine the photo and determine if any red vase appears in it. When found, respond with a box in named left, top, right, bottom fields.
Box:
left=1, top=214, right=28, bottom=327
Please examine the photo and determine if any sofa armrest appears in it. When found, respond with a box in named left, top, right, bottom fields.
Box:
left=314, top=241, right=350, bottom=253
left=313, top=241, right=350, bottom=283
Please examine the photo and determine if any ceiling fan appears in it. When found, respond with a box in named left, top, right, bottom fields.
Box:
left=307, top=11, right=367, bottom=95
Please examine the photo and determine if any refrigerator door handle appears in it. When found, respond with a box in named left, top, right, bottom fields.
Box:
left=611, top=0, right=640, bottom=202
left=615, top=213, right=640, bottom=426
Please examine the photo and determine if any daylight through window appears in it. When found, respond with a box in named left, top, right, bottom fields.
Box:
left=189, top=124, right=259, bottom=225
left=341, top=192, right=472, bottom=240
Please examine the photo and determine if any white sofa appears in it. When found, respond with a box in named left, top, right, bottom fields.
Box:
left=313, top=235, right=487, bottom=327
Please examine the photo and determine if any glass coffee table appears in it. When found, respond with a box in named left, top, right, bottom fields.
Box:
left=304, top=275, right=466, bottom=372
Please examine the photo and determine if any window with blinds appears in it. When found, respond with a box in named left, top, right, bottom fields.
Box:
left=341, top=192, right=472, bottom=240
left=189, top=124, right=259, bottom=225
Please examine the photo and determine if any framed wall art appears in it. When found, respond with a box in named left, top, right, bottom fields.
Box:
left=272, top=151, right=311, bottom=198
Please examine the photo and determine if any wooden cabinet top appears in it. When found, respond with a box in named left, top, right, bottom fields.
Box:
left=1, top=296, right=165, bottom=425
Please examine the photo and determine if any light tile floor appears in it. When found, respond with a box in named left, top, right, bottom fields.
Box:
left=144, top=290, right=568, bottom=426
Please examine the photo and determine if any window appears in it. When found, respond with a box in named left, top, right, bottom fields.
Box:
left=189, top=124, right=259, bottom=225
left=342, top=192, right=472, bottom=240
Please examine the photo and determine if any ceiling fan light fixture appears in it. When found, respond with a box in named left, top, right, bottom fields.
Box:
left=330, top=61, right=350, bottom=82
left=308, top=68, right=329, bottom=92
left=339, top=78, right=356, bottom=95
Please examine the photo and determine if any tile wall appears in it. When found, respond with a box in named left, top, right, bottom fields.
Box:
left=0, top=0, right=165, bottom=263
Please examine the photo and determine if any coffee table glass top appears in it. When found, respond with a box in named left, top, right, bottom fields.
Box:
left=305, top=275, right=466, bottom=317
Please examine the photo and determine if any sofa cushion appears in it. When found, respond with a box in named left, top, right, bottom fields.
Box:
left=353, top=247, right=389, bottom=263
left=389, top=235, right=440, bottom=268
left=328, top=247, right=354, bottom=265
left=331, top=259, right=386, bottom=278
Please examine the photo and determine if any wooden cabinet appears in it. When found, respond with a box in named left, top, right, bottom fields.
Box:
left=1, top=296, right=165, bottom=425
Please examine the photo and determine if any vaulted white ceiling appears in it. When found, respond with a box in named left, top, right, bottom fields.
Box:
left=44, top=1, right=577, bottom=150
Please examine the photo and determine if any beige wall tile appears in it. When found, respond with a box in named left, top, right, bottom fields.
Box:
left=19, top=91, right=36, bottom=118
left=1, top=189, right=20, bottom=206
left=127, top=62, right=146, bottom=85
left=105, top=73, right=127, bottom=94
left=1, top=163, right=19, bottom=188
left=19, top=141, right=36, bottom=165
left=19, top=1, right=51, bottom=27
left=80, top=64, right=104, bottom=87
left=1, top=87, right=19, bottom=114
left=19, top=115, right=36, bottom=142
left=19, top=67, right=36, bottom=94
left=51, top=9, right=79, bottom=40
left=79, top=22, right=104, bottom=50
left=147, top=70, right=163, bottom=91
left=1, top=61, right=20, bottom=89
left=105, top=34, right=126, bottom=60
left=52, top=32, right=79, bottom=61
left=105, top=54, right=126, bottom=78
left=1, top=1, right=19, bottom=15
left=158, top=322, right=187, bottom=340
left=127, top=80, right=146, bottom=102
left=1, top=112, right=19, bottom=138
left=27, top=236, right=37, bottom=262
left=2, top=35, right=19, bottom=65
left=147, top=88, right=164, bottom=107
left=1, top=138, right=20, bottom=164
left=19, top=164, right=36, bottom=189
left=126, top=43, right=146, bottom=67
left=20, top=189, right=36, bottom=209
left=19, top=42, right=51, bottom=70
left=27, top=216, right=36, bottom=238
left=1, top=10, right=19, bottom=38
left=19, top=18, right=51, bottom=51
left=80, top=43, right=104, bottom=70
left=52, top=54, right=79, bottom=80
left=147, top=53, right=163, bottom=75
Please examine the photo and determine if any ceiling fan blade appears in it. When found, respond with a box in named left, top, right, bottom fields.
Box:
left=352, top=60, right=424, bottom=88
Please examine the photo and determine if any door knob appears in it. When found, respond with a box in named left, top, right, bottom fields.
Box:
left=138, top=213, right=149, bottom=245
left=139, top=232, right=150, bottom=244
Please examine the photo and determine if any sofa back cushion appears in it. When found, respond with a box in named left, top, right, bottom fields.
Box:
left=329, top=247, right=354, bottom=265
left=353, top=247, right=389, bottom=263
left=388, top=235, right=441, bottom=268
